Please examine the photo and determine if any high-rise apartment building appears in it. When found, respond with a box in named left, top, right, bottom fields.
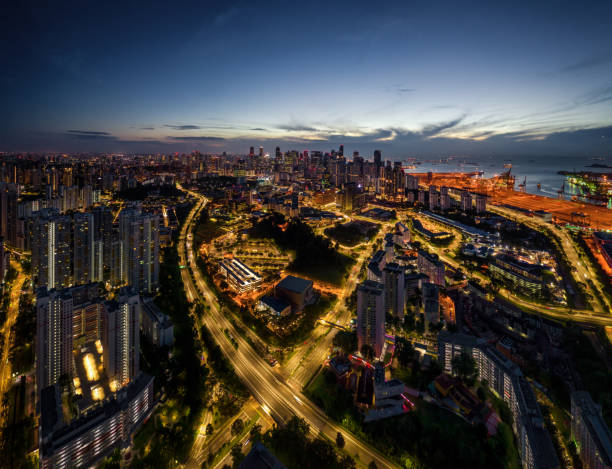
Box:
left=31, top=209, right=72, bottom=290
left=73, top=212, right=96, bottom=285
left=103, top=289, right=141, bottom=387
left=571, top=390, right=612, bottom=469
left=36, top=289, right=74, bottom=395
left=440, top=186, right=451, bottom=210
left=461, top=191, right=473, bottom=212
left=118, top=206, right=159, bottom=293
left=383, top=263, right=405, bottom=319
left=356, top=280, right=385, bottom=358
left=0, top=182, right=19, bottom=247
left=475, top=193, right=487, bottom=214
left=417, top=250, right=445, bottom=287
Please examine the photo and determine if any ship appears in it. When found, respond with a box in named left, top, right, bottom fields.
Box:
left=558, top=170, right=612, bottom=208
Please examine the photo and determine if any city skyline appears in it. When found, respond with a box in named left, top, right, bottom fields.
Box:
left=2, top=1, right=612, bottom=156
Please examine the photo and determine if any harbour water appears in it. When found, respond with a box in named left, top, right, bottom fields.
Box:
left=406, top=155, right=612, bottom=204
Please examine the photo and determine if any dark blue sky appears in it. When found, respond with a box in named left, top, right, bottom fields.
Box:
left=2, top=0, right=611, bottom=157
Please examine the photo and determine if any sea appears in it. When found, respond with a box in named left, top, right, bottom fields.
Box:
left=404, top=154, right=612, bottom=203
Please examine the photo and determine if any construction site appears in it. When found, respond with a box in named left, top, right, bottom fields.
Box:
left=408, top=167, right=612, bottom=230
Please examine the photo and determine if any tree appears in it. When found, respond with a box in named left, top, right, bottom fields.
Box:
left=360, top=344, right=375, bottom=361
left=336, top=431, right=345, bottom=449
left=452, top=351, right=478, bottom=385
left=368, top=462, right=379, bottom=469
left=230, top=444, right=244, bottom=468
left=206, top=423, right=213, bottom=436
left=396, top=338, right=415, bottom=368
left=249, top=423, right=262, bottom=442
left=230, top=418, right=244, bottom=437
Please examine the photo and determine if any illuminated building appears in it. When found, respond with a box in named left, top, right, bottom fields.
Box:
left=118, top=205, right=160, bottom=293
left=475, top=193, right=487, bottom=214
left=440, top=186, right=451, bottom=210
left=275, top=275, right=314, bottom=312
left=383, top=262, right=405, bottom=319
left=438, top=332, right=559, bottom=469
left=571, top=391, right=612, bottom=469
left=461, top=191, right=473, bottom=212
left=421, top=282, right=440, bottom=325
left=218, top=258, right=263, bottom=293
left=0, top=182, right=19, bottom=247
left=39, top=373, right=154, bottom=469
left=36, top=289, right=74, bottom=396
left=417, top=250, right=445, bottom=287
left=103, top=289, right=141, bottom=388
left=31, top=209, right=72, bottom=290
left=73, top=212, right=96, bottom=285
left=490, top=254, right=543, bottom=296
left=140, top=296, right=174, bottom=347
left=356, top=280, right=385, bottom=358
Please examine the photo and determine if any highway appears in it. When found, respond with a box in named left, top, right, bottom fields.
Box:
left=177, top=185, right=399, bottom=468
left=0, top=260, right=27, bottom=426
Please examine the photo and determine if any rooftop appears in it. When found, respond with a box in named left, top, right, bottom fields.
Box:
left=276, top=275, right=313, bottom=294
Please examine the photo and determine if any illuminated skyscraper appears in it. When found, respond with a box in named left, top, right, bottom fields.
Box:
left=383, top=263, right=405, bottom=319
left=73, top=212, right=96, bottom=285
left=356, top=280, right=385, bottom=358
left=36, top=289, right=74, bottom=395
left=31, top=209, right=72, bottom=290
left=118, top=205, right=159, bottom=293
left=102, top=289, right=140, bottom=387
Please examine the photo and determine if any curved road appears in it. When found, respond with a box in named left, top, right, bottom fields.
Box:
left=177, top=185, right=399, bottom=469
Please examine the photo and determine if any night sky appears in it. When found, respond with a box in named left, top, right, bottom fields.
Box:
left=2, top=1, right=611, bottom=157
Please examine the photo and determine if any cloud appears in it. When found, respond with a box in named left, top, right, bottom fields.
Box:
left=66, top=130, right=116, bottom=140
left=420, top=115, right=466, bottom=137
left=67, top=130, right=111, bottom=136
left=166, top=135, right=225, bottom=141
left=139, top=127, right=155, bottom=130
left=250, top=127, right=267, bottom=131
left=559, top=52, right=612, bottom=73
left=164, top=124, right=202, bottom=130
left=277, top=124, right=319, bottom=132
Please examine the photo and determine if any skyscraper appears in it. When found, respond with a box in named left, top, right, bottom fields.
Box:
left=338, top=144, right=344, bottom=157
left=36, top=289, right=74, bottom=395
left=417, top=250, right=445, bottom=287
left=373, top=150, right=382, bottom=174
left=31, top=209, right=72, bottom=290
left=461, top=191, right=473, bottom=212
left=356, top=280, right=385, bottom=358
left=383, top=263, right=405, bottom=319
left=118, top=206, right=160, bottom=293
left=0, top=182, right=19, bottom=247
left=73, top=212, right=96, bottom=285
left=249, top=146, right=255, bottom=157
left=103, top=289, right=140, bottom=387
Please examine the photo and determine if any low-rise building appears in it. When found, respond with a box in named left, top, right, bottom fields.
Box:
left=490, top=254, right=543, bottom=296
left=257, top=295, right=292, bottom=317
left=218, top=257, right=263, bottom=293
left=275, top=275, right=314, bottom=312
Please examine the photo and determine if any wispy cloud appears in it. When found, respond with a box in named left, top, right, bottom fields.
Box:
left=164, top=124, right=202, bottom=130
left=277, top=124, right=319, bottom=132
left=559, top=52, right=612, bottom=73
left=66, top=130, right=116, bottom=140
left=250, top=127, right=267, bottom=131
left=420, top=115, right=466, bottom=138
left=166, top=135, right=225, bottom=141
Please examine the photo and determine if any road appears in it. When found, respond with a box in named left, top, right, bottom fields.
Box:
left=177, top=185, right=399, bottom=469
left=0, top=260, right=27, bottom=426
left=489, top=204, right=612, bottom=314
